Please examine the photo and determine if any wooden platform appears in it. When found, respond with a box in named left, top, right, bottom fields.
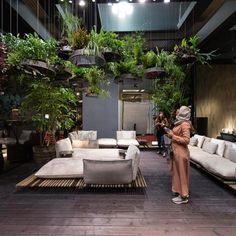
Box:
left=190, top=159, right=236, bottom=191
left=0, top=151, right=236, bottom=236
left=16, top=169, right=147, bottom=189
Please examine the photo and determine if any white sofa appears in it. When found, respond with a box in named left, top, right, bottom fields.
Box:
left=35, top=144, right=141, bottom=184
left=117, top=131, right=139, bottom=148
left=189, top=134, right=236, bottom=180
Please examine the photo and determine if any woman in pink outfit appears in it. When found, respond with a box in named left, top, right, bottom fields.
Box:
left=166, top=106, right=191, bottom=204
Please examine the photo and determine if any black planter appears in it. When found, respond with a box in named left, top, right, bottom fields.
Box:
left=114, top=73, right=137, bottom=83
left=103, top=50, right=121, bottom=62
left=69, top=49, right=105, bottom=68
left=69, top=76, right=89, bottom=89
left=145, top=67, right=167, bottom=79
left=176, top=54, right=197, bottom=64
left=21, top=59, right=55, bottom=77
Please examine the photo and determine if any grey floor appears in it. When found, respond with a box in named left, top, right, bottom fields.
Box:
left=0, top=150, right=235, bottom=236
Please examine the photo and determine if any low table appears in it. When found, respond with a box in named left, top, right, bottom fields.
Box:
left=137, top=139, right=149, bottom=148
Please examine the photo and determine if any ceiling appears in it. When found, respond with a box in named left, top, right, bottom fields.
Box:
left=98, top=2, right=196, bottom=32
left=0, top=0, right=236, bottom=63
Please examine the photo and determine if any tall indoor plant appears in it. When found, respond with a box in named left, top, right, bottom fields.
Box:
left=20, top=79, right=77, bottom=163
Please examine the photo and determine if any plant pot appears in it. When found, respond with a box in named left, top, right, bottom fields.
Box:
left=114, top=73, right=137, bottom=83
left=69, top=49, right=105, bottom=68
left=57, top=46, right=73, bottom=60
left=176, top=54, right=197, bottom=64
left=103, top=49, right=121, bottom=62
left=145, top=67, right=166, bottom=79
left=33, top=145, right=56, bottom=164
left=21, top=59, right=55, bottom=77
left=54, top=67, right=72, bottom=81
left=69, top=76, right=89, bottom=89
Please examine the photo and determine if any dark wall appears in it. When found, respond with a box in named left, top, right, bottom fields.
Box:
left=82, top=81, right=119, bottom=139
left=196, top=65, right=236, bottom=138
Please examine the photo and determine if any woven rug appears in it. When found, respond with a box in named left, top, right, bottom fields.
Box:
left=16, top=169, right=147, bottom=189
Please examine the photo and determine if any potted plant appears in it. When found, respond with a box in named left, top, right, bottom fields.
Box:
left=98, top=28, right=123, bottom=62
left=20, top=79, right=77, bottom=163
left=142, top=50, right=158, bottom=79
left=4, top=34, right=57, bottom=76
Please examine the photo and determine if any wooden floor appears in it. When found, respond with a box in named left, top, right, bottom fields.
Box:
left=0, top=150, right=235, bottom=236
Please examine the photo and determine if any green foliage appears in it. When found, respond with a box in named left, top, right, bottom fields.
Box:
left=142, top=51, right=157, bottom=68
left=20, top=80, right=77, bottom=136
left=72, top=27, right=90, bottom=50
left=4, top=34, right=58, bottom=67
left=61, top=10, right=81, bottom=45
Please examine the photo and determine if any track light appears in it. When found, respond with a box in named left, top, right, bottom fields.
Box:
left=79, top=0, right=86, bottom=7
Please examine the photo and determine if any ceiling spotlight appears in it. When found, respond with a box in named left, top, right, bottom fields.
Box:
left=108, top=2, right=112, bottom=6
left=129, top=0, right=133, bottom=2
left=139, top=0, right=146, bottom=3
left=153, top=0, right=156, bottom=2
left=69, top=0, right=72, bottom=3
left=116, top=0, right=119, bottom=2
left=79, top=0, right=86, bottom=6
left=164, top=0, right=170, bottom=3
left=112, top=2, right=133, bottom=19
left=92, top=0, right=96, bottom=2
left=60, top=0, right=64, bottom=2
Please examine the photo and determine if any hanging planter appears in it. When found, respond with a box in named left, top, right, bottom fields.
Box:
left=103, top=49, right=121, bottom=63
left=54, top=66, right=72, bottom=81
left=145, top=67, right=167, bottom=79
left=114, top=73, right=137, bottom=83
left=69, top=49, right=105, bottom=68
left=69, top=76, right=89, bottom=89
left=21, top=59, right=55, bottom=77
left=175, top=54, right=197, bottom=65
left=57, top=46, right=73, bottom=60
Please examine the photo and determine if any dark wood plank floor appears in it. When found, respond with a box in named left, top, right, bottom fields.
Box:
left=0, top=150, right=235, bottom=236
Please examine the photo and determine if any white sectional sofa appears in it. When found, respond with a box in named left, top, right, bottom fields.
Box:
left=189, top=134, right=236, bottom=180
left=117, top=131, right=139, bottom=148
left=35, top=143, right=141, bottom=185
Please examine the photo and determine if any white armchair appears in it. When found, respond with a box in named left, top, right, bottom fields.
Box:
left=116, top=131, right=139, bottom=148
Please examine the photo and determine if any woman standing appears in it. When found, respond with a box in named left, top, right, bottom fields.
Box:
left=155, top=111, right=168, bottom=157
left=166, top=106, right=191, bottom=204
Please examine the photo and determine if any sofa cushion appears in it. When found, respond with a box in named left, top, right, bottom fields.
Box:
left=117, top=131, right=136, bottom=140
left=35, top=158, right=83, bottom=178
left=117, top=139, right=139, bottom=148
left=228, top=146, right=236, bottom=163
left=69, top=131, right=97, bottom=141
left=223, top=141, right=233, bottom=159
left=72, top=148, right=121, bottom=160
left=83, top=159, right=133, bottom=184
left=202, top=141, right=218, bottom=154
left=125, top=145, right=140, bottom=180
left=194, top=134, right=205, bottom=148
left=204, top=157, right=236, bottom=180
left=189, top=137, right=198, bottom=146
left=72, top=140, right=98, bottom=149
left=210, top=138, right=225, bottom=157
left=98, top=138, right=117, bottom=147
left=55, top=138, right=72, bottom=158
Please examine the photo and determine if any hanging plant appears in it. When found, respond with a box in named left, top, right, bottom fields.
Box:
left=173, top=35, right=216, bottom=65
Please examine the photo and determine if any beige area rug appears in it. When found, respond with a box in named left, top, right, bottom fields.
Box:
left=16, top=169, right=147, bottom=189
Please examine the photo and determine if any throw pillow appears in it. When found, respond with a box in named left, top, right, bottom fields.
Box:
left=189, top=137, right=198, bottom=146
left=72, top=140, right=98, bottom=148
left=202, top=141, right=218, bottom=154
left=210, top=138, right=226, bottom=157
left=228, top=147, right=236, bottom=163
left=72, top=140, right=89, bottom=148
left=194, top=134, right=205, bottom=148
left=55, top=138, right=72, bottom=158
